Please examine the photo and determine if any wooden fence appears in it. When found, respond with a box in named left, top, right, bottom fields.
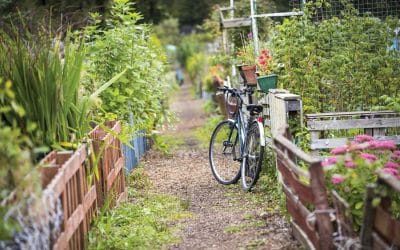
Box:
left=306, top=111, right=400, bottom=154
left=273, top=128, right=334, bottom=249
left=89, top=121, right=127, bottom=208
left=273, top=128, right=400, bottom=249
left=35, top=120, right=127, bottom=249
left=40, top=144, right=97, bottom=250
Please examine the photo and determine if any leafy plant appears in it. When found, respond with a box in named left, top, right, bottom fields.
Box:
left=0, top=79, right=40, bottom=240
left=0, top=26, right=89, bottom=148
left=83, top=0, right=171, bottom=132
left=270, top=2, right=400, bottom=113
left=236, top=40, right=256, bottom=66
left=323, top=135, right=400, bottom=231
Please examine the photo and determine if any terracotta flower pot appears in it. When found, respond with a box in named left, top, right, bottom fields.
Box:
left=238, top=64, right=257, bottom=85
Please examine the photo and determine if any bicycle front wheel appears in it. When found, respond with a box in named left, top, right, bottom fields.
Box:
left=241, top=121, right=264, bottom=191
left=209, top=120, right=241, bottom=185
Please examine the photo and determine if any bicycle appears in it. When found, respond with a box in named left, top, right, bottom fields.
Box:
left=209, top=85, right=266, bottom=191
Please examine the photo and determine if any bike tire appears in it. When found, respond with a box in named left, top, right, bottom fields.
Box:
left=241, top=121, right=264, bottom=191
left=209, top=120, right=241, bottom=185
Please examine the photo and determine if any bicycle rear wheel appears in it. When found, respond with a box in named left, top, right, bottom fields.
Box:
left=209, top=120, right=241, bottom=185
left=241, top=121, right=264, bottom=191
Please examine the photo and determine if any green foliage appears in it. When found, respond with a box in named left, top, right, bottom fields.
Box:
left=0, top=79, right=40, bottom=240
left=377, top=95, right=400, bottom=112
left=270, top=5, right=400, bottom=113
left=88, top=167, right=191, bottom=249
left=0, top=27, right=93, bottom=147
left=324, top=137, right=400, bottom=231
left=84, top=0, right=171, bottom=131
left=154, top=18, right=180, bottom=46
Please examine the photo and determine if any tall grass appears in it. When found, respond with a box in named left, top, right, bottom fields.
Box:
left=0, top=23, right=98, bottom=148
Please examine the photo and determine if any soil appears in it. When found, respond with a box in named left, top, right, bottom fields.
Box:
left=142, top=81, right=300, bottom=250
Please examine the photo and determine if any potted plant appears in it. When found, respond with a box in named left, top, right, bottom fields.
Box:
left=236, top=42, right=257, bottom=86
left=256, top=49, right=278, bottom=94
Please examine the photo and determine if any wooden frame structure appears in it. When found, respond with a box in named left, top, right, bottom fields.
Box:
left=306, top=111, right=400, bottom=154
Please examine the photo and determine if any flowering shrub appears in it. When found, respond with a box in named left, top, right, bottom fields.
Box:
left=257, top=49, right=272, bottom=76
left=323, top=134, right=400, bottom=230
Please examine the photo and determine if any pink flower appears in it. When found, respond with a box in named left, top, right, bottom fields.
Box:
left=384, top=162, right=399, bottom=169
left=360, top=153, right=378, bottom=162
left=322, top=156, right=337, bottom=167
left=345, top=159, right=356, bottom=168
left=259, top=60, right=267, bottom=65
left=391, top=151, right=400, bottom=160
left=354, top=134, right=374, bottom=143
left=330, top=146, right=348, bottom=155
left=368, top=140, right=396, bottom=150
left=382, top=167, right=399, bottom=176
left=331, top=174, right=346, bottom=185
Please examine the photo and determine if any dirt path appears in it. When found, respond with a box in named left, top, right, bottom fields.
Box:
left=142, top=82, right=299, bottom=249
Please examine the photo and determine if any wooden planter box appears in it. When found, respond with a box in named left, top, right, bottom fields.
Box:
left=40, top=144, right=97, bottom=250
left=89, top=121, right=127, bottom=208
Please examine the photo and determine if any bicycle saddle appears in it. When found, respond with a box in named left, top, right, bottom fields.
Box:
left=246, top=104, right=263, bottom=114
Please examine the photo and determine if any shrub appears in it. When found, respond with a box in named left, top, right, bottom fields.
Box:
left=323, top=135, right=400, bottom=231
left=83, top=0, right=170, bottom=131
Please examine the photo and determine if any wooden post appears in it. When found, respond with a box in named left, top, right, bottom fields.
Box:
left=309, top=162, right=334, bottom=250
left=360, top=184, right=377, bottom=250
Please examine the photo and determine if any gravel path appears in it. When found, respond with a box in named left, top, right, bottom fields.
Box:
left=142, top=82, right=299, bottom=250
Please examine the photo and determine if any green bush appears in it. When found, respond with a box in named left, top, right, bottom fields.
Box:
left=83, top=0, right=171, bottom=131
left=270, top=4, right=400, bottom=113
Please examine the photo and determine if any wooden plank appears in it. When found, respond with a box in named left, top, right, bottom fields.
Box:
left=63, top=146, right=87, bottom=182
left=275, top=146, right=310, bottom=179
left=310, top=136, right=400, bottom=150
left=309, top=162, right=334, bottom=250
left=285, top=189, right=319, bottom=248
left=378, top=171, right=400, bottom=193
left=291, top=221, right=316, bottom=250
left=331, top=190, right=355, bottom=238
left=83, top=185, right=97, bottom=213
left=372, top=232, right=391, bottom=249
left=374, top=206, right=400, bottom=246
left=307, top=117, right=400, bottom=131
left=277, top=161, right=314, bottom=204
left=360, top=185, right=376, bottom=248
left=222, top=17, right=251, bottom=28
left=306, top=110, right=398, bottom=119
left=106, top=157, right=124, bottom=192
left=253, top=11, right=304, bottom=18
left=64, top=204, right=85, bottom=244
left=53, top=232, right=67, bottom=250
left=274, top=134, right=320, bottom=164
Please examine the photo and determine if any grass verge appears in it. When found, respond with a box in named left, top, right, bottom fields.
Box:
left=88, top=167, right=192, bottom=250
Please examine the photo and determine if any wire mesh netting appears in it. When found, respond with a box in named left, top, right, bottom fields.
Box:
left=290, top=0, right=400, bottom=19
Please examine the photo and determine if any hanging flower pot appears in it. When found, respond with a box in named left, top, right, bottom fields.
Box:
left=238, top=64, right=257, bottom=85
left=257, top=74, right=278, bottom=93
